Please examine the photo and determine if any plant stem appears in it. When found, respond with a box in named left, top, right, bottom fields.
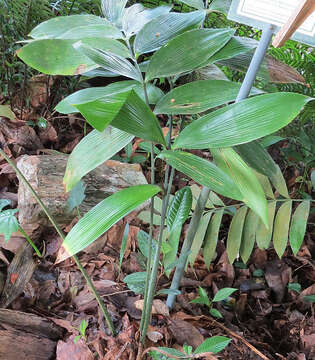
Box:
left=18, top=225, right=42, bottom=257
left=140, top=167, right=175, bottom=344
left=0, top=148, right=116, bottom=336
left=166, top=186, right=210, bottom=309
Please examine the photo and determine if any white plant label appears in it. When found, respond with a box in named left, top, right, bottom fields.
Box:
left=228, top=0, right=315, bottom=45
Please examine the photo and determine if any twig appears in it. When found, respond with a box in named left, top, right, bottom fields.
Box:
left=204, top=315, right=269, bottom=360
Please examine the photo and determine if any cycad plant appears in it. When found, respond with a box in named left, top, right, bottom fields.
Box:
left=15, top=0, right=313, bottom=354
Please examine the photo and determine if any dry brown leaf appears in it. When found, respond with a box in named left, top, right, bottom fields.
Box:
left=147, top=325, right=164, bottom=343
left=135, top=299, right=169, bottom=317
left=56, top=335, right=94, bottom=360
left=169, top=319, right=204, bottom=348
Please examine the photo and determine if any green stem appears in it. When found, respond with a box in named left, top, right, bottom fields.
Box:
left=18, top=225, right=42, bottom=257
left=166, top=186, right=211, bottom=309
left=0, top=148, right=116, bottom=336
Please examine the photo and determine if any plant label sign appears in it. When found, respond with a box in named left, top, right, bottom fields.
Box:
left=228, top=0, right=315, bottom=46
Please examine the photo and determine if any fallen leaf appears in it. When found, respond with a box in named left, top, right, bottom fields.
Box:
left=56, top=335, right=93, bottom=360
left=135, top=299, right=169, bottom=317
left=169, top=319, right=204, bottom=348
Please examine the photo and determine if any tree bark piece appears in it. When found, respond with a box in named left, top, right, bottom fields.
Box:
left=17, top=155, right=148, bottom=234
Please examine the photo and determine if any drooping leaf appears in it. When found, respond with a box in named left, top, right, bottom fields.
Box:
left=0, top=105, right=14, bottom=120
left=213, top=288, right=237, bottom=302
left=177, top=0, right=204, bottom=9
left=64, top=127, right=133, bottom=192
left=203, top=209, right=224, bottom=269
left=189, top=212, right=212, bottom=267
left=240, top=209, right=260, bottom=263
left=74, top=42, right=141, bottom=81
left=273, top=201, right=292, bottom=259
left=123, top=271, right=146, bottom=294
left=57, top=185, right=161, bottom=262
left=174, top=93, right=311, bottom=150
left=158, top=150, right=242, bottom=200
left=151, top=348, right=186, bottom=358
left=210, top=308, right=223, bottom=319
left=122, top=4, right=171, bottom=37
left=166, top=187, right=192, bottom=233
left=194, top=336, right=231, bottom=355
left=256, top=201, right=276, bottom=250
left=119, top=222, right=129, bottom=276
left=134, top=10, right=205, bottom=55
left=254, top=171, right=275, bottom=199
left=17, top=38, right=129, bottom=75
left=226, top=206, right=248, bottom=264
left=74, top=90, right=166, bottom=145
left=289, top=201, right=310, bottom=255
left=0, top=209, right=19, bottom=243
left=56, top=81, right=163, bottom=114
left=146, top=28, right=234, bottom=81
left=29, top=15, right=122, bottom=39
left=209, top=0, right=232, bottom=14
left=65, top=180, right=86, bottom=213
left=101, top=0, right=127, bottom=27
left=154, top=80, right=261, bottom=115
left=211, top=148, right=268, bottom=226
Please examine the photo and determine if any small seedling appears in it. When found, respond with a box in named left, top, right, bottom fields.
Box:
left=0, top=199, right=41, bottom=257
left=191, top=286, right=237, bottom=319
left=74, top=319, right=88, bottom=344
left=287, top=282, right=302, bottom=293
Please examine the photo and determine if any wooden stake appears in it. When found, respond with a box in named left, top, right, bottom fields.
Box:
left=272, top=0, right=315, bottom=48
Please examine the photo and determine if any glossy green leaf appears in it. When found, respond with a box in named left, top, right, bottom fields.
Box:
left=202, top=36, right=258, bottom=66
left=166, top=187, right=192, bottom=233
left=30, top=15, right=122, bottom=39
left=0, top=199, right=11, bottom=212
left=289, top=201, right=310, bottom=255
left=191, top=286, right=211, bottom=306
left=56, top=81, right=163, bottom=114
left=30, top=15, right=121, bottom=39
left=240, top=209, right=260, bottom=263
left=65, top=180, right=86, bottom=213
left=137, top=230, right=158, bottom=264
left=101, top=0, right=127, bottom=27
left=74, top=90, right=131, bottom=131
left=210, top=308, right=223, bottom=319
left=122, top=4, right=171, bottom=37
left=189, top=212, right=212, bottom=267
left=75, top=90, right=166, bottom=145
left=17, top=38, right=129, bottom=75
left=64, top=127, right=133, bottom=192
left=213, top=288, right=237, bottom=302
left=256, top=201, right=276, bottom=250
left=152, top=348, right=186, bottom=358
left=236, top=141, right=278, bottom=179
left=0, top=209, right=19, bottom=242
left=158, top=150, right=242, bottom=200
left=123, top=271, right=146, bottom=294
left=194, top=336, right=231, bottom=355
left=212, top=148, right=268, bottom=226
left=154, top=80, right=261, bottom=115
left=134, top=11, right=205, bottom=55
left=74, top=42, right=141, bottom=81
left=57, top=185, right=161, bottom=261
left=226, top=206, right=248, bottom=264
left=288, top=282, right=301, bottom=293
left=203, top=209, right=224, bottom=269
left=174, top=93, right=311, bottom=150
left=146, top=28, right=234, bottom=81
left=178, top=0, right=204, bottom=9
left=273, top=201, right=292, bottom=259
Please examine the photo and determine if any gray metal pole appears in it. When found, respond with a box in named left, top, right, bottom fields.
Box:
left=235, top=24, right=275, bottom=102
left=166, top=24, right=275, bottom=310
